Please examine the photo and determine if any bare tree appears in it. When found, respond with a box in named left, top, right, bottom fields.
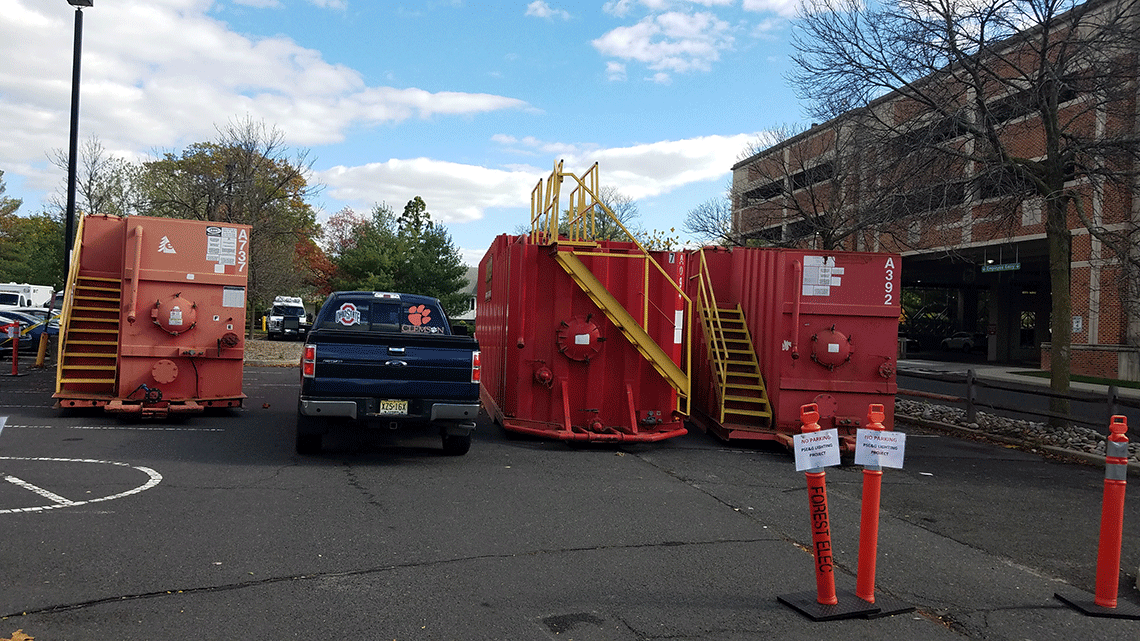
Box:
left=136, top=116, right=322, bottom=337
left=49, top=136, right=141, bottom=218
left=684, top=194, right=739, bottom=246
left=731, top=121, right=955, bottom=250
left=789, top=0, right=1140, bottom=421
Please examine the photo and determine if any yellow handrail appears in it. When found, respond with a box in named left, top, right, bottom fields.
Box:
left=54, top=213, right=87, bottom=393
left=530, top=161, right=692, bottom=415
left=695, top=248, right=731, bottom=403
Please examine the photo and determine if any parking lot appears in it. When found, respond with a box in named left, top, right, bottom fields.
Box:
left=2, top=364, right=1140, bottom=639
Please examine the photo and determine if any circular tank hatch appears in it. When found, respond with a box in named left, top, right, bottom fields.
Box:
left=810, top=326, right=852, bottom=369
left=556, top=315, right=602, bottom=362
left=153, top=295, right=197, bottom=335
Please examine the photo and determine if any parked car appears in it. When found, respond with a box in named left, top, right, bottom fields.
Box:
left=941, top=331, right=985, bottom=352
left=0, top=312, right=31, bottom=355
left=0, top=309, right=57, bottom=341
left=296, top=291, right=481, bottom=456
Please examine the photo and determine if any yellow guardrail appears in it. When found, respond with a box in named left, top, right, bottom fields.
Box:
left=695, top=248, right=731, bottom=394
left=529, top=160, right=692, bottom=414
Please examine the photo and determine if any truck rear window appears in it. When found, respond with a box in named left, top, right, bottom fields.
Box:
left=320, top=299, right=448, bottom=334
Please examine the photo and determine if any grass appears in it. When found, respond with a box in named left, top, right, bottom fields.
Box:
left=1010, top=370, right=1140, bottom=390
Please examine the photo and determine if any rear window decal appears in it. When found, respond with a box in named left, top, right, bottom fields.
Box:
left=335, top=302, right=361, bottom=326
left=407, top=304, right=431, bottom=327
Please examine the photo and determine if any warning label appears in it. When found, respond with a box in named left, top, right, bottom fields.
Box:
left=802, top=256, right=844, bottom=297
left=206, top=226, right=238, bottom=272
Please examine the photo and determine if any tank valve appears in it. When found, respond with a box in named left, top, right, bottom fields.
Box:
left=533, top=366, right=553, bottom=388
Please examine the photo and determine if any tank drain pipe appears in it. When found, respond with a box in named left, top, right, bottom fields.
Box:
left=127, top=224, right=144, bottom=324
left=790, top=260, right=802, bottom=359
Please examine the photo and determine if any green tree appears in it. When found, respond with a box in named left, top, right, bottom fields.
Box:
left=134, top=117, right=320, bottom=337
left=0, top=210, right=65, bottom=288
left=327, top=198, right=470, bottom=318
left=328, top=204, right=400, bottom=293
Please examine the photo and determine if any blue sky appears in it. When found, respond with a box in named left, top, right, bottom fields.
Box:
left=1, top=0, right=807, bottom=265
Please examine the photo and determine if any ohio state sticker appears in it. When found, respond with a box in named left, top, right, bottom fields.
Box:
left=335, top=302, right=361, bottom=326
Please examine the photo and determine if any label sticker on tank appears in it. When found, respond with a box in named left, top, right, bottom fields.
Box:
left=169, top=307, right=183, bottom=326
left=575, top=334, right=590, bottom=345
left=802, top=256, right=837, bottom=296
left=335, top=303, right=361, bottom=326
left=206, top=226, right=239, bottom=271
left=222, top=286, right=245, bottom=308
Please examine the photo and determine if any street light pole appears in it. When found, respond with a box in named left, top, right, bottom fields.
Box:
left=63, top=0, right=93, bottom=283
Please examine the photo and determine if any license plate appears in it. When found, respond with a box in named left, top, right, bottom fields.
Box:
left=377, top=399, right=408, bottom=415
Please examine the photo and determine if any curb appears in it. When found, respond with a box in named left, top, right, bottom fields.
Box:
left=244, top=360, right=298, bottom=367
left=896, top=413, right=1140, bottom=475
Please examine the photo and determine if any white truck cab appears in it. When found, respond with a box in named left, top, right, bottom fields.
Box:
left=266, top=295, right=310, bottom=340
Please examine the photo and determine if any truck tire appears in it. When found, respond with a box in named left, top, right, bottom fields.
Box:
left=296, top=414, right=324, bottom=455
left=441, top=433, right=471, bottom=456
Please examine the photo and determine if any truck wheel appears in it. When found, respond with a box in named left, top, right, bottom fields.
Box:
left=441, top=433, right=471, bottom=456
left=296, top=414, right=324, bottom=455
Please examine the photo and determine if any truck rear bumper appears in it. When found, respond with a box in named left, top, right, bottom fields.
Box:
left=430, top=403, right=481, bottom=421
left=299, top=398, right=358, bottom=419
left=298, top=398, right=480, bottom=423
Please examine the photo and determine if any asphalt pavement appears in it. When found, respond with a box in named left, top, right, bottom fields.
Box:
left=2, top=356, right=1140, bottom=639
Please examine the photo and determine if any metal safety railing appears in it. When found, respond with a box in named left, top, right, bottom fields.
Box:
left=529, top=160, right=692, bottom=415
left=54, top=212, right=86, bottom=392
left=694, top=248, right=731, bottom=393
left=898, top=368, right=1140, bottom=428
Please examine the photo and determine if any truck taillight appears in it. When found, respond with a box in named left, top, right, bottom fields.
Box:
left=471, top=350, right=481, bottom=384
left=302, top=344, right=316, bottom=378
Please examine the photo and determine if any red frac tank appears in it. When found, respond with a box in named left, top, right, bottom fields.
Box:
left=54, top=214, right=251, bottom=416
left=687, top=246, right=900, bottom=450
left=476, top=234, right=689, bottom=442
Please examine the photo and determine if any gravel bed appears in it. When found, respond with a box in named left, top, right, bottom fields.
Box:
left=895, top=398, right=1140, bottom=464
left=243, top=338, right=303, bottom=364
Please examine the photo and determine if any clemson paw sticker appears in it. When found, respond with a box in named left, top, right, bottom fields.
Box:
left=407, top=304, right=431, bottom=326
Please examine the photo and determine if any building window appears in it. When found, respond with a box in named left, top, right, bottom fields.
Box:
left=790, top=161, right=834, bottom=191
left=744, top=180, right=783, bottom=202
left=889, top=182, right=966, bottom=218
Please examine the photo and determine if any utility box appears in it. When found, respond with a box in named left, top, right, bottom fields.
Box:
left=477, top=234, right=689, bottom=442
left=687, top=246, right=900, bottom=451
left=54, top=214, right=251, bottom=417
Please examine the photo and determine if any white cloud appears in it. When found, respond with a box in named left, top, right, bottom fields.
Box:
left=743, top=0, right=801, bottom=18
left=525, top=1, right=572, bottom=20
left=318, top=159, right=545, bottom=225
left=0, top=0, right=529, bottom=195
left=319, top=133, right=757, bottom=227
left=592, top=11, right=734, bottom=75
left=234, top=0, right=282, bottom=8
left=605, top=61, right=628, bottom=81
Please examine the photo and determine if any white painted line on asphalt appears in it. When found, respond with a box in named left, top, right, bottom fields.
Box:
left=2, top=423, right=223, bottom=432
left=0, top=456, right=162, bottom=514
left=4, top=474, right=76, bottom=506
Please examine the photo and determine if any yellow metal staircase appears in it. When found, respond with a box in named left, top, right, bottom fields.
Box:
left=697, top=304, right=772, bottom=426
left=552, top=248, right=687, bottom=395
left=532, top=161, right=690, bottom=414
left=693, top=249, right=771, bottom=430
left=55, top=215, right=121, bottom=398
left=57, top=276, right=121, bottom=390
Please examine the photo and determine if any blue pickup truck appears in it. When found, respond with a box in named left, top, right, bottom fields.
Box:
left=296, top=291, right=481, bottom=455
